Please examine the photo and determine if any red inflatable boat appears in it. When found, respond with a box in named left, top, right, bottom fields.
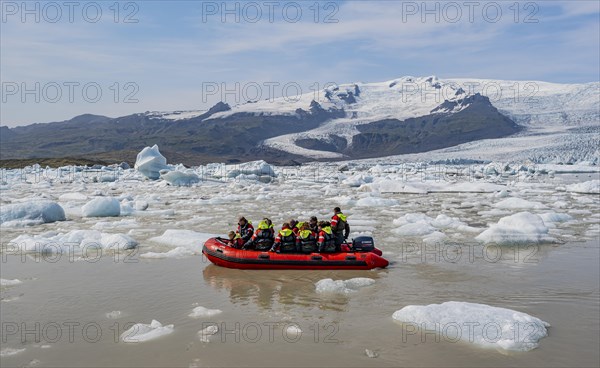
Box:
left=202, top=237, right=388, bottom=270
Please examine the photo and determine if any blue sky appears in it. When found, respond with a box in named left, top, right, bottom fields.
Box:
left=1, top=0, right=599, bottom=127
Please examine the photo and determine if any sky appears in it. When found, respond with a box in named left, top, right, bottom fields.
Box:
left=1, top=0, right=599, bottom=127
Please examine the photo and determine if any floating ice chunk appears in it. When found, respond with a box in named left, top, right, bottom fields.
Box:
left=0, top=348, right=26, bottom=357
left=82, top=197, right=121, bottom=217
left=160, top=170, right=200, bottom=186
left=149, top=230, right=218, bottom=252
left=394, top=222, right=437, bottom=236
left=493, top=198, right=547, bottom=210
left=476, top=212, right=555, bottom=245
left=365, top=349, right=379, bottom=358
left=392, top=301, right=550, bottom=351
left=189, top=306, right=223, bottom=318
left=0, top=201, right=65, bottom=226
left=0, top=279, right=22, bottom=287
left=121, top=320, right=174, bottom=343
left=134, top=145, right=171, bottom=180
left=140, top=247, right=194, bottom=259
left=566, top=180, right=599, bottom=194
left=106, top=311, right=122, bottom=319
left=315, top=278, right=375, bottom=294
left=58, top=192, right=88, bottom=201
left=423, top=231, right=447, bottom=245
left=92, top=219, right=137, bottom=230
left=9, top=230, right=137, bottom=253
left=356, top=196, right=399, bottom=207
left=284, top=325, right=302, bottom=337
left=539, top=212, right=573, bottom=223
left=198, top=324, right=219, bottom=342
left=226, top=160, right=276, bottom=178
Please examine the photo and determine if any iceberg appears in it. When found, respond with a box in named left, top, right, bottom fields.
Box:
left=134, top=145, right=171, bottom=180
left=566, top=179, right=599, bottom=194
left=315, top=278, right=375, bottom=294
left=476, top=212, right=555, bottom=245
left=392, top=301, right=550, bottom=351
left=189, top=306, right=223, bottom=318
left=121, top=320, right=174, bottom=343
left=160, top=170, right=200, bottom=186
left=0, top=201, right=66, bottom=226
left=82, top=197, right=121, bottom=217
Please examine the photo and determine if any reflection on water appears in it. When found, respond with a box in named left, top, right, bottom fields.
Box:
left=202, top=265, right=384, bottom=311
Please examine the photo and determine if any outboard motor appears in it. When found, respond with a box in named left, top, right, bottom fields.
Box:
left=352, top=236, right=375, bottom=252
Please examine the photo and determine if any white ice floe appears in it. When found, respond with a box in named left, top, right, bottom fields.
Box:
left=148, top=230, right=218, bottom=253
left=315, top=278, right=375, bottom=294
left=355, top=196, right=399, bottom=207
left=121, top=320, right=174, bottom=343
left=493, top=197, right=547, bottom=210
left=81, top=197, right=121, bottom=217
left=189, top=306, right=223, bottom=318
left=476, top=212, right=555, bottom=245
left=160, top=170, right=200, bottom=186
left=198, top=324, right=219, bottom=342
left=284, top=325, right=302, bottom=337
left=226, top=160, right=276, bottom=178
left=134, top=145, right=171, bottom=180
left=539, top=212, right=573, bottom=224
left=0, top=201, right=65, bottom=226
left=58, top=192, right=88, bottom=201
left=140, top=247, right=195, bottom=259
left=106, top=311, right=122, bottom=319
left=0, top=348, right=26, bottom=357
left=393, top=213, right=481, bottom=238
left=566, top=179, right=600, bottom=194
left=392, top=301, right=550, bottom=351
left=0, top=278, right=23, bottom=287
left=10, top=230, right=138, bottom=253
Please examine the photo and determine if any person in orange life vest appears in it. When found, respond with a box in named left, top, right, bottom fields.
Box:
left=226, top=231, right=244, bottom=248
left=330, top=207, right=350, bottom=246
left=271, top=222, right=297, bottom=253
left=243, top=219, right=274, bottom=251
left=317, top=221, right=337, bottom=253
left=237, top=216, right=254, bottom=244
left=296, top=222, right=318, bottom=253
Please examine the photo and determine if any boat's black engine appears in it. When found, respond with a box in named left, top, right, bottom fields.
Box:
left=351, top=236, right=375, bottom=252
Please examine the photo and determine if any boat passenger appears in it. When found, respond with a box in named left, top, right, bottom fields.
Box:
left=237, top=216, right=254, bottom=244
left=226, top=231, right=244, bottom=248
left=271, top=223, right=297, bottom=253
left=317, top=221, right=337, bottom=253
left=296, top=223, right=318, bottom=253
left=243, top=219, right=274, bottom=251
left=331, top=207, right=350, bottom=246
left=309, top=216, right=319, bottom=233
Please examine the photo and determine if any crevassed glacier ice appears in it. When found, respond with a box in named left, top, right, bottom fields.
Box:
left=392, top=301, right=550, bottom=351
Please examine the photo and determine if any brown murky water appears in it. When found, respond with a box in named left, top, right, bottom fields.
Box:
left=1, top=237, right=598, bottom=368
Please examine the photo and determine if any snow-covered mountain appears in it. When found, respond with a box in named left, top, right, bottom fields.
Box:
left=1, top=76, right=598, bottom=166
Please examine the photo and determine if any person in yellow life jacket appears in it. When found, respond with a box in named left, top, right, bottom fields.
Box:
left=226, top=231, right=244, bottom=249
left=271, top=223, right=297, bottom=253
left=331, top=207, right=350, bottom=246
left=237, top=216, right=254, bottom=244
left=243, top=219, right=274, bottom=251
left=317, top=221, right=337, bottom=253
left=296, top=222, right=317, bottom=253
